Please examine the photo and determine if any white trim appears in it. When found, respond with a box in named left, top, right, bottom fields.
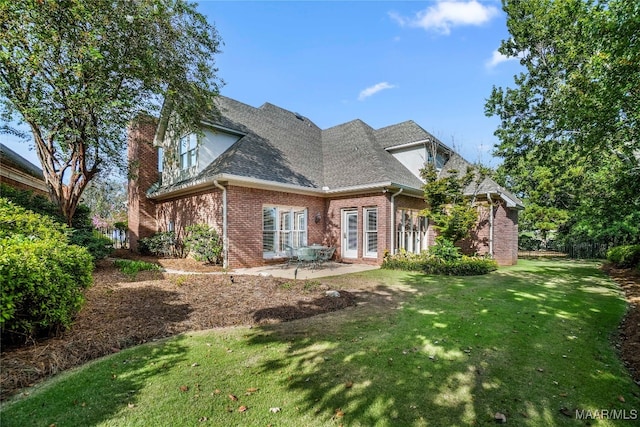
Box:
left=363, top=207, right=378, bottom=258
left=384, top=139, right=430, bottom=152
left=341, top=209, right=358, bottom=259
left=0, top=167, right=48, bottom=193
left=148, top=173, right=424, bottom=200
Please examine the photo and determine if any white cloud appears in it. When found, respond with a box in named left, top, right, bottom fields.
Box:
left=390, top=0, right=499, bottom=35
left=485, top=48, right=526, bottom=69
left=358, top=82, right=396, bottom=101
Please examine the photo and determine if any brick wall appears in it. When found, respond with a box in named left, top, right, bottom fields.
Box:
left=493, top=202, right=519, bottom=265
left=326, top=192, right=392, bottom=265
left=0, top=174, right=48, bottom=197
left=226, top=186, right=326, bottom=268
left=127, top=117, right=159, bottom=252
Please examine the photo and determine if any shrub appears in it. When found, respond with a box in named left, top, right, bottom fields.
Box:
left=0, top=199, right=93, bottom=341
left=139, top=231, right=183, bottom=257
left=0, top=197, right=69, bottom=240
left=69, top=229, right=114, bottom=261
left=428, top=238, right=462, bottom=261
left=1, top=185, right=109, bottom=259
left=607, top=245, right=640, bottom=269
left=382, top=250, right=498, bottom=276
left=184, top=224, right=223, bottom=264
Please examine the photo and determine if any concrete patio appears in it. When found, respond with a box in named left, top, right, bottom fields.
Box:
left=233, top=261, right=379, bottom=280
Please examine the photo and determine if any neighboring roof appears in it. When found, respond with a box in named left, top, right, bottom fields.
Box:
left=0, top=143, right=44, bottom=180
left=151, top=96, right=522, bottom=208
left=439, top=153, right=524, bottom=209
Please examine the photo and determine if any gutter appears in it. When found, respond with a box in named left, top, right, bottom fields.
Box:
left=389, top=188, right=403, bottom=255
left=213, top=180, right=228, bottom=269
left=148, top=173, right=423, bottom=200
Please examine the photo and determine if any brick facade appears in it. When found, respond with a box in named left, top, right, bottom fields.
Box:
left=127, top=122, right=520, bottom=267
left=127, top=117, right=159, bottom=252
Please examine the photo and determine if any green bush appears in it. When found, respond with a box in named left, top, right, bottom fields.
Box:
left=139, top=231, right=183, bottom=257
left=0, top=199, right=93, bottom=341
left=184, top=224, right=222, bottom=264
left=382, top=250, right=498, bottom=276
left=428, top=238, right=462, bottom=261
left=0, top=197, right=69, bottom=240
left=69, top=229, right=113, bottom=261
left=0, top=183, right=92, bottom=230
left=606, top=245, right=640, bottom=269
left=1, top=184, right=109, bottom=259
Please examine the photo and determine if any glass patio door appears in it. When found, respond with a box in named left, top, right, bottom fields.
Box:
left=342, top=209, right=358, bottom=258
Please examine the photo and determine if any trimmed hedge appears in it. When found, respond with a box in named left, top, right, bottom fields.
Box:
left=607, top=245, right=640, bottom=269
left=382, top=251, right=498, bottom=276
left=0, top=198, right=93, bottom=341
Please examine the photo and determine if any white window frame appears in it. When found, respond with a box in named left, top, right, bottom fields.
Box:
left=262, top=205, right=307, bottom=258
left=363, top=207, right=378, bottom=258
left=179, top=133, right=198, bottom=170
left=396, top=209, right=428, bottom=254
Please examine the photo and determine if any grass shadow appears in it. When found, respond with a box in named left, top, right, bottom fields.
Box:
left=244, top=260, right=639, bottom=425
left=1, top=336, right=190, bottom=427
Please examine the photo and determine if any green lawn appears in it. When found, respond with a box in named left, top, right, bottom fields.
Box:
left=2, top=259, right=638, bottom=426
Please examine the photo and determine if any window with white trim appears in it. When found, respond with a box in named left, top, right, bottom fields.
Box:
left=364, top=207, right=378, bottom=257
left=263, top=206, right=307, bottom=257
left=179, top=134, right=197, bottom=170
left=396, top=209, right=428, bottom=254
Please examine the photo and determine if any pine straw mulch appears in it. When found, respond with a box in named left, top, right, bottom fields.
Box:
left=0, top=255, right=358, bottom=401
left=602, top=264, right=640, bottom=386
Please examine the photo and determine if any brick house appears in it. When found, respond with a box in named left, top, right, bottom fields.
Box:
left=128, top=96, right=522, bottom=269
left=0, top=143, right=48, bottom=196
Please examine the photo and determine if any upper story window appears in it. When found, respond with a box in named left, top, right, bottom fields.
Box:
left=180, top=134, right=198, bottom=170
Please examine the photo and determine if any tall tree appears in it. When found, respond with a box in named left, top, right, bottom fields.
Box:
left=486, top=0, right=640, bottom=244
left=0, top=0, right=222, bottom=224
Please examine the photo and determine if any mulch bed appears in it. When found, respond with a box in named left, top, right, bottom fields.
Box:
left=0, top=256, right=357, bottom=401
left=603, top=264, right=640, bottom=386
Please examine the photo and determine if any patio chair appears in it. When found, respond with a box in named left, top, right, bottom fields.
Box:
left=317, top=247, right=336, bottom=265
left=297, top=246, right=319, bottom=269
left=284, top=245, right=298, bottom=266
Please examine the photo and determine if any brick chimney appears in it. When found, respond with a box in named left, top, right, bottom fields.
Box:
left=127, top=116, right=159, bottom=252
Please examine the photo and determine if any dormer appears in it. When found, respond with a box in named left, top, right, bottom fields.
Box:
left=159, top=123, right=244, bottom=186
left=385, top=139, right=451, bottom=182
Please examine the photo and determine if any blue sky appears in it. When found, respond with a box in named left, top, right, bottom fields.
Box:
left=1, top=0, right=522, bottom=169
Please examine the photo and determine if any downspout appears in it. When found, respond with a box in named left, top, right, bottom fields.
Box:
left=213, top=180, right=228, bottom=269
left=390, top=188, right=403, bottom=255
left=487, top=192, right=494, bottom=257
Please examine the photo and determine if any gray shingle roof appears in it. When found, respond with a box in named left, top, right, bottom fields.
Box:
left=153, top=96, right=521, bottom=208
left=375, top=120, right=440, bottom=149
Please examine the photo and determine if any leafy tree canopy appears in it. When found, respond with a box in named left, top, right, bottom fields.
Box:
left=486, top=0, right=640, bottom=244
left=421, top=162, right=489, bottom=244
left=0, top=0, right=222, bottom=224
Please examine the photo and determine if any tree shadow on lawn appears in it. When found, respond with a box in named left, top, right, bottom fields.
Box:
left=245, top=263, right=640, bottom=426
left=1, top=336, right=190, bottom=427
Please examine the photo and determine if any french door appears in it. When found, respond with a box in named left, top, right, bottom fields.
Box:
left=342, top=209, right=358, bottom=258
